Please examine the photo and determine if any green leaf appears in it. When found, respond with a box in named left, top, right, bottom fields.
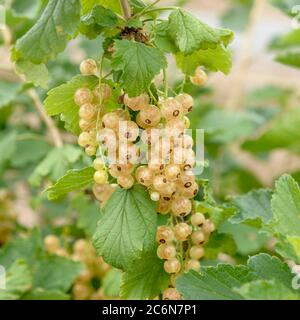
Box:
left=102, top=268, right=122, bottom=297
left=154, top=21, right=178, bottom=53
left=275, top=51, right=300, bottom=69
left=0, top=260, right=32, bottom=300
left=242, top=107, right=300, bottom=153
left=0, top=81, right=22, bottom=108
left=176, top=265, right=258, bottom=300
left=93, top=185, right=157, bottom=270
left=0, top=230, right=43, bottom=269
left=15, top=61, right=49, bottom=89
left=230, top=189, right=273, bottom=224
left=33, top=255, right=83, bottom=292
left=0, top=131, right=17, bottom=170
left=111, top=40, right=167, bottom=97
left=120, top=252, right=169, bottom=299
left=72, top=195, right=101, bottom=236
left=204, top=233, right=237, bottom=259
left=22, top=289, right=70, bottom=300
left=270, top=0, right=300, bottom=16
left=29, top=145, right=82, bottom=186
left=13, top=0, right=81, bottom=64
left=175, top=45, right=232, bottom=75
left=235, top=279, right=300, bottom=300
left=168, top=9, right=233, bottom=54
left=81, top=0, right=122, bottom=15
left=44, top=75, right=98, bottom=135
left=270, top=29, right=300, bottom=50
left=270, top=175, right=300, bottom=261
left=47, top=167, right=95, bottom=200
left=81, top=4, right=118, bottom=28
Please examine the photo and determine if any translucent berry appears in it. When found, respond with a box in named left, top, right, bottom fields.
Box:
left=164, top=164, right=181, bottom=181
left=93, top=170, right=108, bottom=185
left=102, top=112, right=120, bottom=130
left=182, top=134, right=193, bottom=149
left=174, top=222, right=192, bottom=241
left=171, top=197, right=192, bottom=217
left=80, top=59, right=97, bottom=75
left=189, top=246, right=205, bottom=260
left=157, top=198, right=171, bottom=215
left=164, top=258, right=181, bottom=274
left=44, top=235, right=60, bottom=253
left=202, top=220, right=215, bottom=234
left=124, top=93, right=149, bottom=111
left=163, top=288, right=181, bottom=300
left=79, top=119, right=93, bottom=131
left=74, top=88, right=93, bottom=106
left=138, top=105, right=161, bottom=127
left=117, top=175, right=134, bottom=189
left=79, top=103, right=96, bottom=121
left=191, top=231, right=205, bottom=245
left=190, top=67, right=207, bottom=86
left=150, top=191, right=160, bottom=202
left=85, top=145, right=97, bottom=156
left=78, top=132, right=92, bottom=148
left=156, top=226, right=174, bottom=243
left=185, top=259, right=200, bottom=271
left=180, top=182, right=199, bottom=198
left=135, top=166, right=153, bottom=187
left=191, top=213, right=206, bottom=227
left=94, top=83, right=111, bottom=102
left=157, top=243, right=176, bottom=260
left=176, top=93, right=194, bottom=113
left=119, top=120, right=139, bottom=142
left=93, top=158, right=104, bottom=171
left=148, top=163, right=164, bottom=173
left=160, top=97, right=183, bottom=120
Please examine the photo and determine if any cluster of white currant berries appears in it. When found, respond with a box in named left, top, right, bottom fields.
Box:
left=44, top=235, right=111, bottom=300
left=156, top=212, right=215, bottom=300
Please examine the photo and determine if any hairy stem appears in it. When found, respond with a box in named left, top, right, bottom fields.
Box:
left=120, top=0, right=132, bottom=20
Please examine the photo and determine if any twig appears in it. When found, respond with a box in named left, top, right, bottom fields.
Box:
left=120, top=0, right=132, bottom=20
left=27, top=89, right=63, bottom=148
left=225, top=0, right=266, bottom=110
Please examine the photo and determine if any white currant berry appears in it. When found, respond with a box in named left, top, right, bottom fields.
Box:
left=117, top=175, right=134, bottom=189
left=93, top=170, right=108, bottom=185
left=171, top=197, right=192, bottom=217
left=79, top=103, right=96, bottom=121
left=176, top=93, right=194, bottom=113
left=150, top=191, right=160, bottom=202
left=138, top=105, right=161, bottom=127
left=119, top=120, right=139, bottom=142
left=164, top=164, right=181, bottom=181
left=93, top=158, right=104, bottom=171
left=148, top=163, right=164, bottom=173
left=157, top=198, right=171, bottom=215
left=190, top=68, right=207, bottom=86
left=78, top=132, right=92, bottom=148
left=191, top=213, right=205, bottom=227
left=118, top=142, right=139, bottom=164
left=44, top=235, right=60, bottom=252
left=153, top=175, right=168, bottom=193
left=185, top=259, right=200, bottom=271
left=135, top=166, right=153, bottom=187
left=191, top=230, right=205, bottom=245
left=157, top=243, right=176, bottom=260
left=80, top=59, right=98, bottom=75
left=189, top=246, right=204, bottom=260
left=182, top=134, right=193, bottom=149
left=156, top=226, right=174, bottom=243
left=94, top=83, right=111, bottom=102
left=160, top=97, right=183, bottom=120
left=163, top=288, right=182, bottom=300
left=202, top=220, right=215, bottom=234
left=164, top=258, right=181, bottom=274
left=74, top=88, right=93, bottom=106
left=184, top=116, right=190, bottom=129
left=102, top=112, right=120, bottom=130
left=124, top=93, right=149, bottom=111
left=79, top=119, right=93, bottom=131
left=174, top=222, right=192, bottom=241
left=180, top=182, right=199, bottom=198
left=85, top=145, right=97, bottom=156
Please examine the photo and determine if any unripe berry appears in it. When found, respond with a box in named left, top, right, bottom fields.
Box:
left=94, top=170, right=108, bottom=184
left=190, top=68, right=207, bottom=86
left=79, top=103, right=96, bottom=121
left=80, top=59, right=97, bottom=75
left=150, top=191, right=160, bottom=202
left=156, top=226, right=174, bottom=243
left=171, top=197, right=192, bottom=217
left=164, top=258, right=181, bottom=274
left=94, top=83, right=111, bottom=102
left=189, top=246, right=204, bottom=260
left=163, top=288, right=182, bottom=300
left=44, top=235, right=60, bottom=253
left=93, top=158, right=104, bottom=171
left=191, top=231, right=205, bottom=245
left=191, top=213, right=205, bottom=227
left=164, top=164, right=181, bottom=181
left=176, top=93, right=194, bottom=113
left=117, top=174, right=134, bottom=189
left=174, top=222, right=192, bottom=241
left=74, top=88, right=93, bottom=106
left=157, top=243, right=176, bottom=260
left=138, top=105, right=161, bottom=127
left=160, top=98, right=183, bottom=120
left=185, top=259, right=200, bottom=271
left=124, top=93, right=149, bottom=111
left=135, top=166, right=153, bottom=187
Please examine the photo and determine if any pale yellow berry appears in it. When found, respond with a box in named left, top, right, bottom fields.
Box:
left=44, top=235, right=60, bottom=253
left=74, top=88, right=93, bottom=106
left=190, top=68, right=207, bottom=86
left=191, top=231, right=205, bottom=245
left=189, top=246, right=205, bottom=260
left=124, top=93, right=149, bottom=111
left=174, top=223, right=192, bottom=241
left=156, top=226, right=174, bottom=243
left=164, top=164, right=181, bottom=181
left=93, top=170, right=108, bottom=184
left=171, top=197, right=192, bottom=217
left=163, top=288, right=182, bottom=300
left=176, top=93, right=194, bottom=113
left=80, top=59, right=98, bottom=75
left=185, top=259, right=200, bottom=271
left=85, top=145, right=97, bottom=156
left=164, top=258, right=181, bottom=274
left=93, top=158, right=104, bottom=171
left=157, top=244, right=176, bottom=260
left=191, top=213, right=206, bottom=227
left=117, top=175, right=134, bottom=189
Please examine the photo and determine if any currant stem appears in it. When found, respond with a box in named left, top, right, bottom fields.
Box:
left=163, top=69, right=168, bottom=97
left=120, top=0, right=132, bottom=20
